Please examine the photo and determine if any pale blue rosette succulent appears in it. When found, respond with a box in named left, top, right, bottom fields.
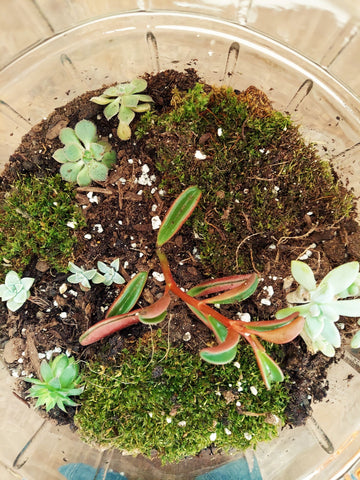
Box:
left=276, top=261, right=360, bottom=356
left=0, top=270, right=34, bottom=312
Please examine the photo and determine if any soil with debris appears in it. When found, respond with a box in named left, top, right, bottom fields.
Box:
left=1, top=69, right=359, bottom=430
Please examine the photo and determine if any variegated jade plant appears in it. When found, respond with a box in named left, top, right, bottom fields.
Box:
left=79, top=187, right=304, bottom=389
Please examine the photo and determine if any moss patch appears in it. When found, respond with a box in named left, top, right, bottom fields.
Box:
left=136, top=83, right=353, bottom=274
left=75, top=330, right=288, bottom=464
left=0, top=174, right=85, bottom=278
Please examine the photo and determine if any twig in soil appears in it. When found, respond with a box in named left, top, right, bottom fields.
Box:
left=235, top=232, right=264, bottom=270
left=76, top=186, right=113, bottom=195
left=28, top=296, right=52, bottom=309
left=274, top=226, right=317, bottom=263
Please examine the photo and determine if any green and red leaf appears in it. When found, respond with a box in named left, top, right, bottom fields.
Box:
left=106, top=271, right=148, bottom=318
left=139, top=293, right=170, bottom=325
left=200, top=328, right=240, bottom=365
left=79, top=311, right=141, bottom=346
left=234, top=312, right=304, bottom=344
left=188, top=273, right=258, bottom=302
left=156, top=186, right=201, bottom=247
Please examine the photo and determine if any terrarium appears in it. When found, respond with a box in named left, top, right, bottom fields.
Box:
left=1, top=10, right=360, bottom=480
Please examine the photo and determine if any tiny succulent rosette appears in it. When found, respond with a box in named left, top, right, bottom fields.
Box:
left=52, top=119, right=116, bottom=186
left=67, top=262, right=104, bottom=289
left=90, top=78, right=153, bottom=140
left=0, top=270, right=34, bottom=312
left=95, top=259, right=125, bottom=286
left=276, top=261, right=360, bottom=356
left=25, top=354, right=84, bottom=412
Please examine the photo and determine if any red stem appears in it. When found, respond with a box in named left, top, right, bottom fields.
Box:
left=157, top=248, right=249, bottom=333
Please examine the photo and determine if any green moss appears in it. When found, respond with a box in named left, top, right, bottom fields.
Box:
left=135, top=83, right=354, bottom=274
left=0, top=174, right=86, bottom=278
left=75, top=330, right=289, bottom=464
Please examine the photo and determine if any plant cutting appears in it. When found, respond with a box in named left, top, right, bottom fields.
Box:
left=1, top=69, right=360, bottom=465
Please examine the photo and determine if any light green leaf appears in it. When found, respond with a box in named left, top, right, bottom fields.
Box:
left=117, top=122, right=132, bottom=141
left=129, top=78, right=148, bottom=93
left=118, top=105, right=136, bottom=125
left=326, top=299, right=360, bottom=317
left=104, top=99, right=120, bottom=120
left=90, top=95, right=113, bottom=105
left=319, top=262, right=359, bottom=295
left=351, top=330, right=360, bottom=349
left=76, top=166, right=92, bottom=187
left=52, top=148, right=68, bottom=164
left=255, top=350, right=284, bottom=389
left=75, top=119, right=97, bottom=147
left=321, top=320, right=341, bottom=348
left=106, top=271, right=148, bottom=317
left=89, top=162, right=108, bottom=182
left=122, top=94, right=140, bottom=108
left=40, top=360, right=53, bottom=383
left=304, top=315, right=324, bottom=340
left=291, top=261, right=316, bottom=291
left=63, top=143, right=83, bottom=162
left=59, top=127, right=81, bottom=146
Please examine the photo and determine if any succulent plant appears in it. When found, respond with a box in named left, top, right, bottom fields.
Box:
left=95, top=259, right=125, bottom=286
left=276, top=261, right=360, bottom=357
left=52, top=119, right=116, bottom=186
left=25, top=354, right=84, bottom=412
left=67, top=261, right=104, bottom=289
left=90, top=78, right=153, bottom=140
left=0, top=270, right=34, bottom=312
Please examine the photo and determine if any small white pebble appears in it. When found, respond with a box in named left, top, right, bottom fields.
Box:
left=250, top=386, right=258, bottom=396
left=195, top=149, right=207, bottom=160
left=131, top=243, right=137, bottom=248
left=210, top=433, right=217, bottom=442
left=158, top=189, right=165, bottom=196
left=148, top=412, right=153, bottom=418
left=12, top=371, right=19, bottom=378
left=67, top=221, right=76, bottom=229
left=84, top=234, right=92, bottom=240
left=166, top=417, right=172, bottom=424
left=59, top=283, right=67, bottom=294
left=236, top=401, right=241, bottom=407
left=306, top=211, right=313, bottom=216
left=217, top=127, right=223, bottom=136
left=224, top=428, right=232, bottom=435
left=151, top=204, right=157, bottom=212
left=243, top=188, right=249, bottom=194
left=123, top=261, right=129, bottom=269
left=151, top=216, right=162, bottom=230
left=183, top=332, right=191, bottom=342
left=93, top=224, right=103, bottom=233
left=244, top=432, right=252, bottom=441
left=38, top=353, right=46, bottom=359
left=233, top=361, right=241, bottom=369
left=17, top=358, right=24, bottom=364
left=261, top=298, right=271, bottom=306
left=128, top=158, right=133, bottom=164
left=60, top=312, right=67, bottom=319
left=53, top=300, right=59, bottom=307
left=238, top=312, right=251, bottom=322
left=215, top=391, right=221, bottom=396
left=69, top=289, right=78, bottom=297
left=139, top=252, right=144, bottom=258
left=65, top=349, right=71, bottom=357
left=178, top=421, right=186, bottom=427
left=152, top=272, right=165, bottom=282
left=119, top=178, right=126, bottom=185
left=87, top=192, right=99, bottom=204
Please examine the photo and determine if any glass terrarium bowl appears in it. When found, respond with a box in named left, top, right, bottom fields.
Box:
left=1, top=11, right=360, bottom=480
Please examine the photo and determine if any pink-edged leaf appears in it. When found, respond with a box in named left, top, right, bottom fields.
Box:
left=156, top=186, right=201, bottom=247
left=106, top=271, right=148, bottom=318
left=138, top=293, right=170, bottom=324
left=79, top=311, right=141, bottom=346
left=200, top=329, right=240, bottom=364
left=186, top=304, right=228, bottom=343
left=254, top=349, right=284, bottom=389
left=235, top=312, right=304, bottom=344
left=201, top=274, right=258, bottom=305
left=188, top=273, right=257, bottom=299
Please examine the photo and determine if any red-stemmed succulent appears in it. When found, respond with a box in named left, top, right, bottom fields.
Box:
left=79, top=186, right=304, bottom=389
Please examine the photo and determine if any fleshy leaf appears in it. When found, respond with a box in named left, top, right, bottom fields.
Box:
left=138, top=294, right=170, bottom=324
left=106, top=271, right=148, bottom=318
left=79, top=311, right=140, bottom=345
left=239, top=313, right=305, bottom=344
left=291, top=261, right=316, bottom=291
left=325, top=299, right=360, bottom=317
left=104, top=99, right=120, bottom=120
left=200, top=329, right=240, bottom=365
left=157, top=186, right=202, bottom=247
left=318, top=261, right=359, bottom=295
left=118, top=105, right=136, bottom=125
left=117, top=122, right=132, bottom=141
left=59, top=127, right=81, bottom=146
left=351, top=330, right=360, bottom=349
left=60, top=162, right=83, bottom=183
left=75, top=119, right=97, bottom=147
left=254, top=349, right=284, bottom=390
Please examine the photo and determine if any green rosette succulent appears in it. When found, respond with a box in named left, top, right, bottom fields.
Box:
left=53, top=119, right=116, bottom=186
left=25, top=354, right=84, bottom=412
left=90, top=78, right=153, bottom=140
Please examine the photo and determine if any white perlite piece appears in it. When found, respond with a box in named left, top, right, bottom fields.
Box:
left=250, top=386, right=258, bottom=396
left=183, top=332, right=191, bottom=342
left=137, top=164, right=156, bottom=186
left=244, top=432, right=252, bottom=441
left=152, top=272, right=165, bottom=282
left=195, top=150, right=207, bottom=160
left=209, top=433, right=217, bottom=442
left=93, top=224, right=103, bottom=233
left=151, top=216, right=161, bottom=230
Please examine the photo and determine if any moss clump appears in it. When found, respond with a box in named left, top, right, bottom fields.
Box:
left=0, top=174, right=86, bottom=278
left=136, top=83, right=354, bottom=274
left=75, top=330, right=288, bottom=464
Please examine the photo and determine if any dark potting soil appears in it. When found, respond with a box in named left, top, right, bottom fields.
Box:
left=1, top=68, right=359, bottom=429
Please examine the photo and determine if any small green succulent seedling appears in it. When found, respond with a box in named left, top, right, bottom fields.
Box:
left=25, top=354, right=84, bottom=412
left=96, top=259, right=125, bottom=286
left=67, top=262, right=105, bottom=289
left=276, top=261, right=360, bottom=356
left=80, top=187, right=305, bottom=389
left=90, top=78, right=153, bottom=140
left=0, top=270, right=34, bottom=312
left=52, top=119, right=116, bottom=186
